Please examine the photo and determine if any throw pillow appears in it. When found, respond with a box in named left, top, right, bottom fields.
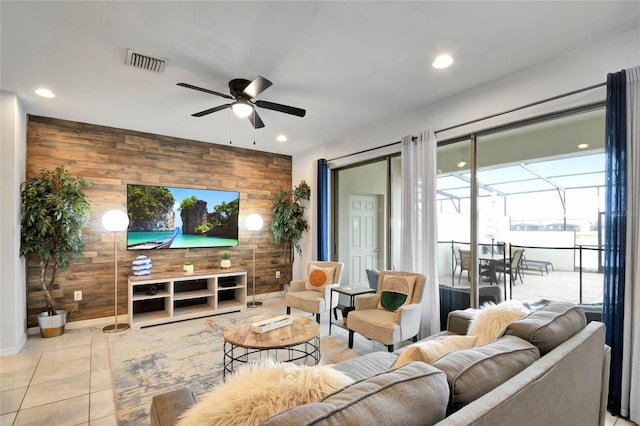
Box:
left=467, top=300, right=529, bottom=345
left=391, top=335, right=478, bottom=369
left=177, top=359, right=353, bottom=426
left=377, top=274, right=417, bottom=312
left=304, top=264, right=337, bottom=292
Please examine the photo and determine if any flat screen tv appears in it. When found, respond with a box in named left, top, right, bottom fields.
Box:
left=126, top=184, right=239, bottom=250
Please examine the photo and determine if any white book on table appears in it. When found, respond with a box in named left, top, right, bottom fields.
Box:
left=251, top=315, right=293, bottom=333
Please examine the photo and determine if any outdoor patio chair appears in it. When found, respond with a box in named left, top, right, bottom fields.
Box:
left=495, top=249, right=525, bottom=284
left=457, top=249, right=472, bottom=284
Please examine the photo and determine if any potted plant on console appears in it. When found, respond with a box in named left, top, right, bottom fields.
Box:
left=20, top=166, right=92, bottom=337
left=220, top=250, right=232, bottom=269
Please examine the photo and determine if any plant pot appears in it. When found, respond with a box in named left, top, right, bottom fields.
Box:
left=37, top=310, right=67, bottom=338
left=183, top=264, right=194, bottom=274
left=221, top=259, right=231, bottom=269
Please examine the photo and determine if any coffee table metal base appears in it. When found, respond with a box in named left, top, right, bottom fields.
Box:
left=223, top=335, right=320, bottom=379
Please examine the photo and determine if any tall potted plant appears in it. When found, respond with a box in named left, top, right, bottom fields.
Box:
left=271, top=180, right=310, bottom=282
left=20, top=166, right=92, bottom=337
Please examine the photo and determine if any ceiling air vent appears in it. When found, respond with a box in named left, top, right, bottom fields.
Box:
left=125, top=49, right=168, bottom=73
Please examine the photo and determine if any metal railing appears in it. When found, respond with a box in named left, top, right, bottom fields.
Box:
left=442, top=240, right=604, bottom=305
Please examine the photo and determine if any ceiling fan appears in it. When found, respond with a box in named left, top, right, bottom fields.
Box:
left=177, top=76, right=306, bottom=129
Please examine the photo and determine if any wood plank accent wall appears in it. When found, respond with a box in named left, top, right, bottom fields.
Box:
left=25, top=115, right=292, bottom=327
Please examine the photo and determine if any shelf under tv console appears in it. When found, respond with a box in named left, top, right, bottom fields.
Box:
left=128, top=269, right=247, bottom=329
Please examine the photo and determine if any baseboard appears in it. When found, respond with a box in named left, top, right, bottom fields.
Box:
left=27, top=314, right=129, bottom=335
left=0, top=332, right=27, bottom=356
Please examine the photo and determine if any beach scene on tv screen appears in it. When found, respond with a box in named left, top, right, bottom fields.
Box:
left=126, top=185, right=239, bottom=249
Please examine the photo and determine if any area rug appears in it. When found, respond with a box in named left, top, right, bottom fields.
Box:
left=109, top=299, right=363, bottom=424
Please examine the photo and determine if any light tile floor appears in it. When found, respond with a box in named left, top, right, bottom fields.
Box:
left=1, top=327, right=115, bottom=426
left=1, top=301, right=637, bottom=426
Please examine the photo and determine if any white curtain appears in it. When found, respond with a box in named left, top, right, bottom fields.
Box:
left=622, top=65, right=639, bottom=422
left=400, top=130, right=440, bottom=337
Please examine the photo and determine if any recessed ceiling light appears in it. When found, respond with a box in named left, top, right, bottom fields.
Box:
left=432, top=54, right=453, bottom=69
left=457, top=161, right=467, bottom=168
left=577, top=143, right=589, bottom=149
left=276, top=134, right=287, bottom=142
left=35, top=88, right=55, bottom=98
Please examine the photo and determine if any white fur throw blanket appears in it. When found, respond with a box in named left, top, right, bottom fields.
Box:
left=467, top=300, right=530, bottom=345
left=177, top=359, right=353, bottom=426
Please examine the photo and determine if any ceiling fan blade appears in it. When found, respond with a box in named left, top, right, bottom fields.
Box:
left=255, top=100, right=306, bottom=117
left=192, top=104, right=231, bottom=117
left=248, top=110, right=265, bottom=129
left=177, top=83, right=234, bottom=100
left=243, top=76, right=273, bottom=99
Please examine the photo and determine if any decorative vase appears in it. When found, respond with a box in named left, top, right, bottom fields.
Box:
left=221, top=259, right=231, bottom=269
left=132, top=253, right=152, bottom=276
left=184, top=264, right=194, bottom=274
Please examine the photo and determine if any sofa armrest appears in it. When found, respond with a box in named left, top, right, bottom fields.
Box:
left=446, top=309, right=477, bottom=335
left=150, top=387, right=196, bottom=426
left=289, top=279, right=306, bottom=292
left=355, top=293, right=380, bottom=310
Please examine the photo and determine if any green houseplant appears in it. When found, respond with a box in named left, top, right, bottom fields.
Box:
left=220, top=250, right=232, bottom=269
left=20, top=166, right=92, bottom=337
left=271, top=180, right=311, bottom=282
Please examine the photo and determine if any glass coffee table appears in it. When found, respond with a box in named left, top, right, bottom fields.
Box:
left=223, top=314, right=320, bottom=379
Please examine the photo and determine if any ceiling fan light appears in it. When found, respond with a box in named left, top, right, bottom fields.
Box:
left=232, top=101, right=253, bottom=118
left=432, top=54, right=453, bottom=69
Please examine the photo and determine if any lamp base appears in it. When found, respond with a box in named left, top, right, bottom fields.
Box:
left=247, top=301, right=263, bottom=308
left=103, top=323, right=130, bottom=333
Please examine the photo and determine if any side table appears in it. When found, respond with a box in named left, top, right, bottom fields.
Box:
left=329, top=286, right=375, bottom=335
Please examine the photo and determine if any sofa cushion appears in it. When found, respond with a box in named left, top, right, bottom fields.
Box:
left=500, top=301, right=586, bottom=355
left=377, top=274, right=416, bottom=311
left=467, top=300, right=529, bottom=345
left=332, top=351, right=398, bottom=381
left=391, top=335, right=478, bottom=368
left=177, top=359, right=352, bottom=426
left=431, top=335, right=540, bottom=413
left=304, top=264, right=337, bottom=291
left=262, top=362, right=449, bottom=426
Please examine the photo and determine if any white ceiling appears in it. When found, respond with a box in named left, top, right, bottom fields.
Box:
left=2, top=1, right=639, bottom=156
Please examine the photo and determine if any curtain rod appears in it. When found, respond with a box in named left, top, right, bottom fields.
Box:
left=327, top=81, right=606, bottom=163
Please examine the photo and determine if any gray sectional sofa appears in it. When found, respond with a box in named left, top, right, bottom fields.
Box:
left=151, top=301, right=610, bottom=426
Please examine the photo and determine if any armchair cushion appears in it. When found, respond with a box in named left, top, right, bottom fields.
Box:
left=377, top=274, right=416, bottom=312
left=304, top=264, right=337, bottom=292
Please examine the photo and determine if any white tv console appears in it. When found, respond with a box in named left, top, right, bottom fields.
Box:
left=128, top=269, right=247, bottom=329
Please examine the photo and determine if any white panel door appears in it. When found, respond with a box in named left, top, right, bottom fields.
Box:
left=349, top=194, right=379, bottom=286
